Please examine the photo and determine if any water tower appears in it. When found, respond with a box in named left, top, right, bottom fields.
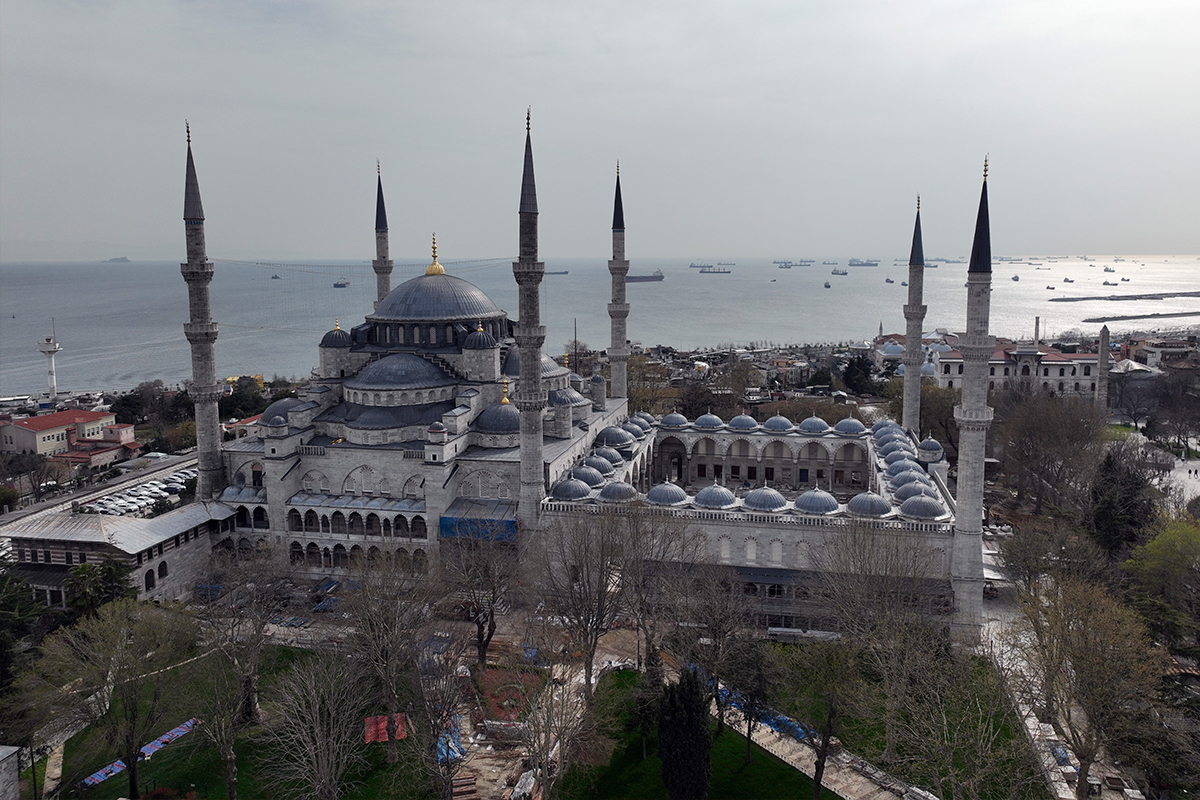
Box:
left=37, top=324, right=63, bottom=400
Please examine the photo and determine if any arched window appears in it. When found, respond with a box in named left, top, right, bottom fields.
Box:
left=1058, top=382, right=1064, bottom=391
left=236, top=506, right=250, bottom=527
left=331, top=512, right=346, bottom=534
left=366, top=514, right=380, bottom=536
left=1021, top=365, right=1030, bottom=376
left=1084, top=365, right=1092, bottom=376
left=333, top=545, right=348, bottom=568
left=382, top=518, right=392, bottom=537
left=1059, top=367, right=1065, bottom=377
left=957, top=364, right=963, bottom=374
left=145, top=570, right=156, bottom=591
left=251, top=463, right=264, bottom=488
left=323, top=547, right=332, bottom=568
left=989, top=367, right=995, bottom=376
left=350, top=545, right=364, bottom=563
left=305, top=510, right=319, bottom=532
left=1043, top=367, right=1050, bottom=377
left=158, top=561, right=169, bottom=579
left=413, top=549, right=428, bottom=574
left=947, top=380, right=953, bottom=388
left=743, top=583, right=759, bottom=596
left=395, top=516, right=409, bottom=536
left=1090, top=382, right=1096, bottom=391
left=306, top=543, right=321, bottom=566
left=943, top=364, right=951, bottom=375
left=367, top=545, right=381, bottom=563
left=1004, top=367, right=1010, bottom=376
left=348, top=513, right=364, bottom=535
left=396, top=548, right=411, bottom=571
left=321, top=514, right=330, bottom=533
left=1074, top=382, right=1080, bottom=391
left=252, top=507, right=268, bottom=529
left=288, top=510, right=302, bottom=532
left=411, top=517, right=427, bottom=539
left=989, top=381, right=995, bottom=390
left=290, top=542, right=304, bottom=564
left=767, top=584, right=784, bottom=598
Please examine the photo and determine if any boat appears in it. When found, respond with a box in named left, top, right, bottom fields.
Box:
left=1104, top=266, right=1116, bottom=273
left=333, top=278, right=350, bottom=288
left=545, top=270, right=569, bottom=275
left=885, top=277, right=894, bottom=283
left=830, top=268, right=848, bottom=276
left=1012, top=275, right=1019, bottom=281
left=689, top=262, right=712, bottom=269
left=848, top=259, right=879, bottom=267
left=797, top=259, right=815, bottom=265
left=777, top=263, right=793, bottom=269
left=1120, top=277, right=1130, bottom=282
left=1046, top=285, right=1056, bottom=290
left=901, top=281, right=908, bottom=286
left=717, top=261, right=736, bottom=266
left=1102, top=280, right=1117, bottom=286
left=822, top=261, right=837, bottom=265
left=698, top=266, right=731, bottom=274
left=626, top=270, right=664, bottom=282
left=271, top=274, right=281, bottom=279
left=1062, top=277, right=1074, bottom=283
left=925, top=263, right=939, bottom=267
left=823, top=281, right=831, bottom=288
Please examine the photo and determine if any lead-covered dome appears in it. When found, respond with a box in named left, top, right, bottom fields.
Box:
left=899, top=494, right=945, bottom=520
left=879, top=440, right=916, bottom=458
left=551, top=478, right=592, bottom=501
left=346, top=353, right=455, bottom=391
left=320, top=327, right=352, bottom=348
left=893, top=482, right=938, bottom=502
left=728, top=414, right=758, bottom=431
left=872, top=418, right=900, bottom=433
left=886, top=459, right=924, bottom=477
left=694, top=413, right=724, bottom=430
left=847, top=492, right=892, bottom=517
left=661, top=412, right=688, bottom=428
left=572, top=465, right=605, bottom=487
left=694, top=483, right=736, bottom=509
left=370, top=273, right=501, bottom=322
left=795, top=488, right=839, bottom=515
left=646, top=482, right=689, bottom=506
left=834, top=417, right=867, bottom=435
left=474, top=402, right=520, bottom=434
left=621, top=422, right=647, bottom=441
left=744, top=487, right=787, bottom=512
left=598, top=482, right=639, bottom=503
left=584, top=455, right=615, bottom=476
left=890, top=469, right=934, bottom=489
left=884, top=449, right=918, bottom=466
left=798, top=415, right=830, bottom=434
left=593, top=446, right=626, bottom=466
left=918, top=437, right=945, bottom=462
left=763, top=414, right=794, bottom=432
left=463, top=326, right=497, bottom=350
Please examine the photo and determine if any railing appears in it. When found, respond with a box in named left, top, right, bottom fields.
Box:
left=299, top=445, right=326, bottom=456
left=540, top=503, right=954, bottom=535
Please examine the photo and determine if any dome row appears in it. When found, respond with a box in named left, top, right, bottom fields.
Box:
left=658, top=412, right=866, bottom=435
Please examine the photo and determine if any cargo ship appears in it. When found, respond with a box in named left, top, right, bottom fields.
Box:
left=626, top=270, right=664, bottom=282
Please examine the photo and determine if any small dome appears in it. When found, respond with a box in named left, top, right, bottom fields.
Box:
left=591, top=372, right=606, bottom=384
left=463, top=326, right=497, bottom=350
left=428, top=421, right=446, bottom=433
left=743, top=487, right=787, bottom=512
left=917, top=438, right=944, bottom=462
left=884, top=449, right=918, bottom=466
left=551, top=478, right=592, bottom=501
left=834, top=417, right=867, bottom=435
left=929, top=342, right=953, bottom=353
left=320, top=326, right=352, bottom=348
left=594, top=446, right=626, bottom=466
left=646, top=482, right=689, bottom=506
left=886, top=459, right=924, bottom=477
left=266, top=415, right=287, bottom=427
left=728, top=414, right=758, bottom=431
left=920, top=362, right=936, bottom=376
left=598, top=481, right=639, bottom=503
left=874, top=428, right=907, bottom=445
left=893, top=482, right=939, bottom=502
left=550, top=387, right=589, bottom=407
left=261, top=397, right=304, bottom=425
left=798, top=415, right=830, bottom=434
left=694, top=413, right=724, bottom=430
left=879, top=440, right=917, bottom=458
left=628, top=416, right=653, bottom=432
left=621, top=422, right=647, bottom=440
left=694, top=483, right=737, bottom=509
left=872, top=418, right=901, bottom=433
left=894, top=364, right=906, bottom=376
left=635, top=411, right=657, bottom=425
left=661, top=412, right=688, bottom=428
left=899, top=494, right=945, bottom=520
left=571, top=465, right=606, bottom=487
left=474, top=402, right=521, bottom=434
left=596, top=426, right=636, bottom=448
left=763, top=414, right=794, bottom=432
left=584, top=456, right=615, bottom=476
left=503, top=349, right=571, bottom=379
left=847, top=492, right=892, bottom=517
left=890, top=469, right=934, bottom=489
left=795, top=488, right=840, bottom=515
left=880, top=341, right=905, bottom=356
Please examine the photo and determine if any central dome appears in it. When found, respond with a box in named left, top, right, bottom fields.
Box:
left=369, top=273, right=501, bottom=323
left=345, top=353, right=455, bottom=391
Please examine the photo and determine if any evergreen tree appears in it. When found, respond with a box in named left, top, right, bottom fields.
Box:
left=658, top=668, right=711, bottom=800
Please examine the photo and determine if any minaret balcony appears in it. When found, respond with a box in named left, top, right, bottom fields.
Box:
left=184, top=322, right=219, bottom=345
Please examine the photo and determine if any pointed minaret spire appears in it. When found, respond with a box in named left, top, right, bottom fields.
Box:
left=608, top=162, right=630, bottom=398
left=180, top=125, right=224, bottom=499
left=513, top=110, right=547, bottom=530
left=902, top=196, right=927, bottom=432
left=372, top=163, right=394, bottom=307
left=950, top=160, right=995, bottom=641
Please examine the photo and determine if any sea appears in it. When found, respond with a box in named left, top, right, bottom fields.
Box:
left=1, top=255, right=1197, bottom=398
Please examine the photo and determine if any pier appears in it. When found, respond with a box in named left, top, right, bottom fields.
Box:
left=1047, top=290, right=1200, bottom=303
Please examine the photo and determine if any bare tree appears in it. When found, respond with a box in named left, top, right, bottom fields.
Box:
left=522, top=669, right=590, bottom=800
left=17, top=599, right=197, bottom=800
left=403, top=638, right=471, bottom=800
left=183, top=652, right=246, bottom=800
left=257, top=652, right=370, bottom=800
left=531, top=511, right=629, bottom=707
left=439, top=528, right=517, bottom=666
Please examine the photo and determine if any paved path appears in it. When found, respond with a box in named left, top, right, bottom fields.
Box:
left=42, top=743, right=64, bottom=799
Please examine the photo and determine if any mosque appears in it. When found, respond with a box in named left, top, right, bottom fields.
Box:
left=51, top=118, right=989, bottom=637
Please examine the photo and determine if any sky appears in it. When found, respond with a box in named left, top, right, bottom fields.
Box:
left=2, top=0, right=1198, bottom=262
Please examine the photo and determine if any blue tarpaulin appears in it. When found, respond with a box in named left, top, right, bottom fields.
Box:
left=438, top=498, right=517, bottom=541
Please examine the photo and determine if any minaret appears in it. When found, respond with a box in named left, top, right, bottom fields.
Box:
left=180, top=125, right=224, bottom=499
left=513, top=111, right=547, bottom=529
left=950, top=160, right=993, bottom=639
left=1096, top=325, right=1110, bottom=410
left=608, top=163, right=630, bottom=398
left=901, top=198, right=927, bottom=433
left=372, top=161, right=393, bottom=308
left=37, top=323, right=63, bottom=401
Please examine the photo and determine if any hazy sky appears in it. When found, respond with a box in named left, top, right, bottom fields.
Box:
left=2, top=1, right=1197, bottom=262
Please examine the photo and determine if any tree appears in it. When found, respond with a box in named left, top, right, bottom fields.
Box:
left=840, top=354, right=875, bottom=395
left=532, top=512, right=629, bottom=708
left=727, top=639, right=774, bottom=765
left=1124, top=518, right=1200, bottom=647
left=17, top=599, right=197, bottom=800
left=402, top=638, right=471, bottom=800
left=0, top=557, right=39, bottom=692
left=258, top=652, right=370, bottom=800
left=627, top=354, right=673, bottom=414
left=522, top=670, right=589, bottom=800
left=1012, top=580, right=1164, bottom=799
left=679, top=383, right=716, bottom=420
left=63, top=556, right=135, bottom=618
left=184, top=653, right=248, bottom=800
left=1109, top=371, right=1156, bottom=429
left=1087, top=438, right=1161, bottom=558
left=439, top=531, right=516, bottom=666
left=658, top=668, right=711, bottom=800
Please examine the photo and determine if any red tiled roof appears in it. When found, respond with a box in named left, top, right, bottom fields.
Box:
left=12, top=410, right=113, bottom=433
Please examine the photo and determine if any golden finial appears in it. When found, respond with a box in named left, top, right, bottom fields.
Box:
left=186, top=121, right=191, bottom=144
left=501, top=377, right=510, bottom=404
left=983, top=155, right=989, bottom=180
left=426, top=233, right=445, bottom=275
left=476, top=320, right=483, bottom=332
left=526, top=107, right=531, bottom=132
left=564, top=350, right=569, bottom=369
left=334, top=318, right=340, bottom=330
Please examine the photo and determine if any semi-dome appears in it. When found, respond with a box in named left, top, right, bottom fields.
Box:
left=795, top=488, right=839, bottom=515
left=899, top=494, right=945, bottom=520
left=646, top=482, right=689, bottom=506
left=463, top=325, right=497, bottom=350
left=763, top=414, right=794, bottom=432
left=473, top=402, right=521, bottom=434
left=660, top=412, right=688, bottom=428
left=744, top=487, right=787, bottom=512
left=893, top=482, right=939, bottom=502
left=621, top=422, right=647, bottom=440
left=320, top=326, right=352, bottom=348
left=890, top=469, right=934, bottom=489
left=549, top=387, right=589, bottom=407
left=502, top=349, right=571, bottom=379
left=886, top=459, right=924, bottom=477
left=598, top=481, right=639, bottom=503
left=728, top=414, right=758, bottom=431
left=694, top=413, right=724, bottom=430
left=584, top=455, right=615, bottom=476
left=370, top=273, right=502, bottom=323
left=798, top=415, right=830, bottom=434
left=847, top=492, right=892, bottom=517
left=879, top=440, right=916, bottom=458
left=260, top=397, right=304, bottom=425
left=694, top=483, right=736, bottom=509
left=593, top=446, right=626, bottom=466
left=834, top=417, right=867, bottom=435
left=551, top=478, right=592, bottom=501
left=885, top=449, right=918, bottom=466
left=571, top=465, right=606, bottom=487
left=346, top=353, right=456, bottom=391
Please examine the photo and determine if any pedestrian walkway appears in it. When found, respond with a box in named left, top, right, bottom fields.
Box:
left=42, top=744, right=63, bottom=799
